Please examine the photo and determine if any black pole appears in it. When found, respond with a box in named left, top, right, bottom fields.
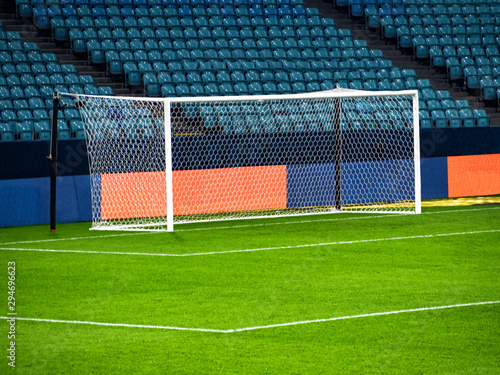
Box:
left=49, top=93, right=60, bottom=231
left=334, top=98, right=342, bottom=211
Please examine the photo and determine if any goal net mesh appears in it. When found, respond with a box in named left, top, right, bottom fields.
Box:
left=61, top=89, right=419, bottom=231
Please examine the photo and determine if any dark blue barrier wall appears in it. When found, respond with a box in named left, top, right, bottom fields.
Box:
left=287, top=164, right=337, bottom=208
left=2, top=127, right=499, bottom=180
left=287, top=160, right=415, bottom=208
left=419, top=127, right=500, bottom=158
left=420, top=157, right=448, bottom=199
left=341, top=160, right=415, bottom=204
left=0, top=175, right=91, bottom=227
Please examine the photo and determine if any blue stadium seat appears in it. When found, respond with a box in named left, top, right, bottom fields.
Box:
left=431, top=110, right=447, bottom=128
left=143, top=73, right=159, bottom=97
left=412, top=36, right=428, bottom=60
left=480, top=78, right=496, bottom=102
left=446, top=58, right=462, bottom=82
left=365, top=8, right=379, bottom=29
left=464, top=66, right=480, bottom=91
left=381, top=18, right=396, bottom=40
left=33, top=7, right=50, bottom=30
left=473, top=110, right=489, bottom=127
left=0, top=123, right=13, bottom=142
left=15, top=121, right=33, bottom=141
left=204, top=83, right=220, bottom=96
left=445, top=109, right=462, bottom=128
left=233, top=82, right=248, bottom=95
left=459, top=109, right=475, bottom=128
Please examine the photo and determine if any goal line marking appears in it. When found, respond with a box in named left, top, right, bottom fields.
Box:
left=1, top=206, right=498, bottom=247
left=1, top=301, right=498, bottom=334
left=1, top=229, right=499, bottom=257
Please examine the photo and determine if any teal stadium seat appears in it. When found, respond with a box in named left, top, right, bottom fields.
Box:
left=480, top=78, right=496, bottom=102
left=419, top=110, right=432, bottom=129
left=473, top=110, right=489, bottom=127
left=464, top=67, right=480, bottom=91
left=459, top=109, right=475, bottom=128
left=15, top=122, right=33, bottom=141
left=431, top=110, right=447, bottom=128
left=0, top=123, right=13, bottom=142
left=445, top=109, right=462, bottom=128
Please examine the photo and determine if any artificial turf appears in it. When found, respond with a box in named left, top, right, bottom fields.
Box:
left=1, top=204, right=499, bottom=374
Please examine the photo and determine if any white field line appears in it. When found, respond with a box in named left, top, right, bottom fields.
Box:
left=0, top=206, right=499, bottom=247
left=0, top=229, right=499, bottom=258
left=1, top=214, right=399, bottom=246
left=1, top=301, right=498, bottom=334
left=0, top=316, right=226, bottom=333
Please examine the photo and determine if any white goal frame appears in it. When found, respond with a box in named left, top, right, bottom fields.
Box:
left=57, top=89, right=420, bottom=232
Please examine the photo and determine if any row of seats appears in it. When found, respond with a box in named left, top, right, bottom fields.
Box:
left=395, top=25, right=500, bottom=41
left=210, top=110, right=412, bottom=133
left=141, top=62, right=405, bottom=93
left=75, top=26, right=349, bottom=50
left=30, top=4, right=311, bottom=23
left=26, top=0, right=304, bottom=8
left=380, top=15, right=500, bottom=40
left=407, top=38, right=500, bottom=57
left=29, top=1, right=314, bottom=30
left=14, top=108, right=483, bottom=140
left=55, top=13, right=336, bottom=44
left=419, top=108, right=489, bottom=128
left=400, top=4, right=500, bottom=17
left=0, top=116, right=85, bottom=142
left=63, top=17, right=340, bottom=36
left=402, top=0, right=496, bottom=6
left=69, top=99, right=413, bottom=136
left=79, top=25, right=352, bottom=49
left=104, top=52, right=387, bottom=87
left=146, top=68, right=427, bottom=94
left=61, top=17, right=340, bottom=46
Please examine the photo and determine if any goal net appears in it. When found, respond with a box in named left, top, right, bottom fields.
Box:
left=58, top=89, right=420, bottom=231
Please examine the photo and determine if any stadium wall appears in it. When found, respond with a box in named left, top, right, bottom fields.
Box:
left=0, top=128, right=499, bottom=227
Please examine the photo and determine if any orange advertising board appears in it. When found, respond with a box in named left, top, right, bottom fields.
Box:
left=100, top=166, right=288, bottom=220
left=447, top=154, right=500, bottom=197
left=100, top=171, right=167, bottom=220
left=173, top=165, right=287, bottom=216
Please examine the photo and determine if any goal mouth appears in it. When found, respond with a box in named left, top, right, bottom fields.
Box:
left=57, top=89, right=420, bottom=232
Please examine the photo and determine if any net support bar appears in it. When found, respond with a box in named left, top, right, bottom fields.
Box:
left=164, top=99, right=174, bottom=232
left=413, top=92, right=421, bottom=214
left=334, top=97, right=342, bottom=211
left=49, top=93, right=59, bottom=231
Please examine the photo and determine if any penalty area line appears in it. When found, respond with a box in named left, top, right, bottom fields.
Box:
left=0, top=229, right=499, bottom=257
left=230, top=300, right=500, bottom=333
left=0, top=317, right=227, bottom=333
left=1, top=301, right=498, bottom=334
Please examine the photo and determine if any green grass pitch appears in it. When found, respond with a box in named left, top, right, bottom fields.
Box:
left=0, top=204, right=499, bottom=374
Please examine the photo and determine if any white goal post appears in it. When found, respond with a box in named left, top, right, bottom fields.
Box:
left=56, top=88, right=420, bottom=232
